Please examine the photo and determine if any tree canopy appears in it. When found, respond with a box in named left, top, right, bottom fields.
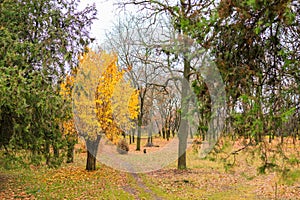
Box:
left=0, top=0, right=96, bottom=166
left=73, top=49, right=139, bottom=170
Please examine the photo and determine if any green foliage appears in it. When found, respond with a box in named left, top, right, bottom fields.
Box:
left=0, top=152, right=28, bottom=170
left=191, top=78, right=211, bottom=140
left=281, top=169, right=300, bottom=186
left=257, top=162, right=278, bottom=174
left=287, top=155, right=300, bottom=165
left=212, top=0, right=300, bottom=146
left=0, top=0, right=96, bottom=166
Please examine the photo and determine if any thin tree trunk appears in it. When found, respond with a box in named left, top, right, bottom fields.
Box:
left=146, top=120, right=153, bottom=147
left=136, top=114, right=142, bottom=151
left=131, top=128, right=135, bottom=143
left=190, top=127, right=193, bottom=139
left=45, top=141, right=50, bottom=165
left=67, top=135, right=77, bottom=163
left=166, top=129, right=170, bottom=141
left=53, top=142, right=59, bottom=158
left=136, top=124, right=141, bottom=151
left=67, top=141, right=75, bottom=163
left=137, top=89, right=146, bottom=151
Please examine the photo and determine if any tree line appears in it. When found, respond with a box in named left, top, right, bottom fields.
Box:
left=1, top=0, right=299, bottom=171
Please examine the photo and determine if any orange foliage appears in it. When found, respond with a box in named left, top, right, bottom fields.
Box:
left=60, top=69, right=77, bottom=137
left=74, top=50, right=139, bottom=143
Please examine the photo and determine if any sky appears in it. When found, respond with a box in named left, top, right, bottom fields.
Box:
left=79, top=0, right=118, bottom=44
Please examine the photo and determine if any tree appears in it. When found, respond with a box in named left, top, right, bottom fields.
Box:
left=213, top=0, right=299, bottom=142
left=73, top=50, right=108, bottom=171
left=120, top=0, right=215, bottom=169
left=60, top=73, right=78, bottom=163
left=211, top=0, right=300, bottom=171
left=155, top=85, right=181, bottom=141
left=105, top=15, right=167, bottom=151
left=118, top=0, right=299, bottom=172
left=0, top=0, right=96, bottom=166
left=73, top=50, right=139, bottom=171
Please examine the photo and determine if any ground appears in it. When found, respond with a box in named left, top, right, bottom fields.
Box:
left=0, top=136, right=300, bottom=199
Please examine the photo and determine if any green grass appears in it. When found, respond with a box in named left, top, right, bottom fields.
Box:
left=281, top=169, right=300, bottom=186
left=207, top=186, right=256, bottom=200
left=0, top=157, right=134, bottom=199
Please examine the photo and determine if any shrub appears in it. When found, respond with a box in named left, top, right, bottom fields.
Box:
left=117, top=139, right=129, bottom=154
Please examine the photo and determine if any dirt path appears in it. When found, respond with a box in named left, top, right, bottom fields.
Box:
left=121, top=172, right=163, bottom=200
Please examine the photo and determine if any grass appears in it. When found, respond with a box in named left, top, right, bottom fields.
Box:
left=0, top=154, right=134, bottom=199
left=1, top=137, right=300, bottom=199
left=207, top=186, right=256, bottom=200
left=281, top=169, right=300, bottom=186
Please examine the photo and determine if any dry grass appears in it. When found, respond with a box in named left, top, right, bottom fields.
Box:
left=1, top=136, right=300, bottom=199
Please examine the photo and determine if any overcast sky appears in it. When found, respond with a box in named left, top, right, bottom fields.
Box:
left=79, top=0, right=118, bottom=44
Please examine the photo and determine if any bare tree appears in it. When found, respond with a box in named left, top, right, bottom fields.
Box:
left=104, top=14, right=168, bottom=150
left=114, top=0, right=218, bottom=169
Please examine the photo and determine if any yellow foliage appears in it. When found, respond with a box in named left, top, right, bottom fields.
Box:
left=111, top=81, right=139, bottom=132
left=60, top=71, right=77, bottom=137
left=73, top=49, right=139, bottom=143
left=73, top=50, right=105, bottom=140
left=129, top=89, right=139, bottom=120
left=60, top=75, right=74, bottom=99
left=62, top=119, right=77, bottom=136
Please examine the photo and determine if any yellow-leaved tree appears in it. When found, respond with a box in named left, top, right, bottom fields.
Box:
left=60, top=71, right=78, bottom=163
left=95, top=53, right=124, bottom=143
left=110, top=80, right=139, bottom=141
left=73, top=49, right=139, bottom=171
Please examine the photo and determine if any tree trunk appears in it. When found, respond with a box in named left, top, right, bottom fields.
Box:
left=86, top=150, right=97, bottom=171
left=45, top=141, right=50, bottom=165
left=85, top=135, right=101, bottom=171
left=136, top=123, right=141, bottom=151
left=166, top=129, right=170, bottom=141
left=178, top=117, right=189, bottom=169
left=189, top=127, right=193, bottom=139
left=66, top=135, right=77, bottom=163
left=146, top=121, right=153, bottom=147
left=132, top=128, right=135, bottom=143
left=53, top=142, right=59, bottom=158
left=177, top=52, right=190, bottom=170
left=67, top=142, right=75, bottom=163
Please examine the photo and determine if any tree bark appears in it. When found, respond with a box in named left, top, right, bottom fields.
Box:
left=178, top=116, right=188, bottom=169
left=85, top=135, right=101, bottom=171
left=67, top=142, right=75, bottom=163
left=66, top=135, right=77, bottom=163
left=146, top=120, right=153, bottom=147
left=86, top=150, right=97, bottom=171
left=136, top=122, right=142, bottom=151
left=177, top=53, right=190, bottom=170
left=53, top=142, right=59, bottom=158
left=132, top=128, right=135, bottom=143
left=136, top=90, right=146, bottom=151
left=166, top=129, right=170, bottom=141
left=45, top=141, right=50, bottom=165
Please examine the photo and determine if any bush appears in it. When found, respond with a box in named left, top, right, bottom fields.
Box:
left=117, top=139, right=129, bottom=154
left=0, top=153, right=27, bottom=170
